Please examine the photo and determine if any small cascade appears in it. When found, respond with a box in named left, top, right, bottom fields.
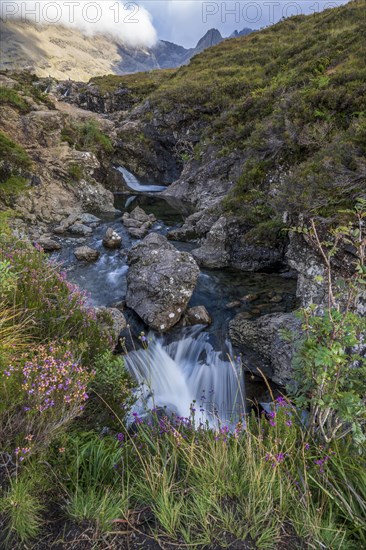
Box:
left=116, top=166, right=166, bottom=193
left=124, top=327, right=246, bottom=428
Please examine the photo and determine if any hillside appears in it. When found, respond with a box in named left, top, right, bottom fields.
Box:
left=0, top=19, right=227, bottom=80
left=88, top=0, right=365, bottom=223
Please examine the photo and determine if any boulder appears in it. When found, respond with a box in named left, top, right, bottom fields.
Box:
left=55, top=213, right=101, bottom=234
left=192, top=216, right=230, bottom=268
left=74, top=246, right=100, bottom=262
left=183, top=306, right=212, bottom=326
left=78, top=213, right=101, bottom=225
left=102, top=227, right=122, bottom=249
left=168, top=209, right=216, bottom=242
left=122, top=207, right=156, bottom=239
left=225, top=301, right=241, bottom=309
left=68, top=223, right=93, bottom=236
left=95, top=307, right=127, bottom=346
left=126, top=233, right=200, bottom=332
left=36, top=236, right=61, bottom=252
left=229, top=312, right=302, bottom=386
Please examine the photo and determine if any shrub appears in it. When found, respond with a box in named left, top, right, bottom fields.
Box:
left=0, top=175, right=27, bottom=195
left=0, top=131, right=32, bottom=181
left=67, top=162, right=83, bottom=182
left=0, top=343, right=92, bottom=454
left=290, top=200, right=366, bottom=444
left=0, top=235, right=111, bottom=363
left=61, top=120, right=113, bottom=157
left=89, top=351, right=135, bottom=426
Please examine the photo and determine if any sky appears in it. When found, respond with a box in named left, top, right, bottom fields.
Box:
left=0, top=0, right=349, bottom=48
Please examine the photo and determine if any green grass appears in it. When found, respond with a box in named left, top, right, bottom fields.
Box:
left=0, top=132, right=31, bottom=175
left=89, top=69, right=176, bottom=102
left=0, top=71, right=55, bottom=109
left=61, top=119, right=114, bottom=157
left=0, top=475, right=44, bottom=546
left=44, top=407, right=366, bottom=549
left=0, top=87, right=29, bottom=112
left=0, top=175, right=27, bottom=195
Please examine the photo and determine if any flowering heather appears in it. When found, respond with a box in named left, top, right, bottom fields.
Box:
left=0, top=236, right=111, bottom=362
left=5, top=344, right=91, bottom=415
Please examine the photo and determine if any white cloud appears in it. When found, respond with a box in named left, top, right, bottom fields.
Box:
left=0, top=1, right=158, bottom=47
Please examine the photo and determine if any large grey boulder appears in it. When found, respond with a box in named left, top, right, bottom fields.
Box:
left=126, top=233, right=200, bottom=332
left=122, top=206, right=156, bottom=239
left=191, top=215, right=284, bottom=270
left=286, top=232, right=326, bottom=307
left=229, top=312, right=302, bottom=386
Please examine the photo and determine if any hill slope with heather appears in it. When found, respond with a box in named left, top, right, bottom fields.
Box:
left=82, top=0, right=365, bottom=222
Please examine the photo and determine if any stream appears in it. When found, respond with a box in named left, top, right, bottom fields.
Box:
left=53, top=168, right=298, bottom=425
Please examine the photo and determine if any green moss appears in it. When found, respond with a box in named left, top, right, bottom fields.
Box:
left=243, top=219, right=286, bottom=246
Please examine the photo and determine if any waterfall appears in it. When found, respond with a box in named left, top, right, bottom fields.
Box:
left=116, top=166, right=166, bottom=193
left=124, top=327, right=246, bottom=428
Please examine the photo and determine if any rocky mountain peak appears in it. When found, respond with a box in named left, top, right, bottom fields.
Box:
left=195, top=28, right=223, bottom=52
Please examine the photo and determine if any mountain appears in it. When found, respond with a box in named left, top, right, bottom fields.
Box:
left=195, top=29, right=223, bottom=53
left=230, top=28, right=253, bottom=38
left=0, top=20, right=228, bottom=80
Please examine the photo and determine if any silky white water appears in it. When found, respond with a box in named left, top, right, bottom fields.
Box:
left=124, top=327, right=246, bottom=427
left=117, top=166, right=166, bottom=192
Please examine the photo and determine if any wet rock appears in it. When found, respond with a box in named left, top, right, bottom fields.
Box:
left=78, top=213, right=101, bottom=224
left=68, top=223, right=93, bottom=236
left=183, top=306, right=212, bottom=326
left=57, top=213, right=100, bottom=233
left=286, top=232, right=325, bottom=307
left=241, top=294, right=259, bottom=303
left=192, top=216, right=230, bottom=268
left=122, top=206, right=156, bottom=239
left=74, top=246, right=100, bottom=262
left=36, top=236, right=61, bottom=251
left=95, top=307, right=127, bottom=347
left=126, top=233, right=200, bottom=332
left=53, top=225, right=67, bottom=235
left=225, top=301, right=241, bottom=309
left=229, top=312, right=302, bottom=386
left=102, top=227, right=122, bottom=249
left=167, top=209, right=217, bottom=242
left=270, top=295, right=283, bottom=303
